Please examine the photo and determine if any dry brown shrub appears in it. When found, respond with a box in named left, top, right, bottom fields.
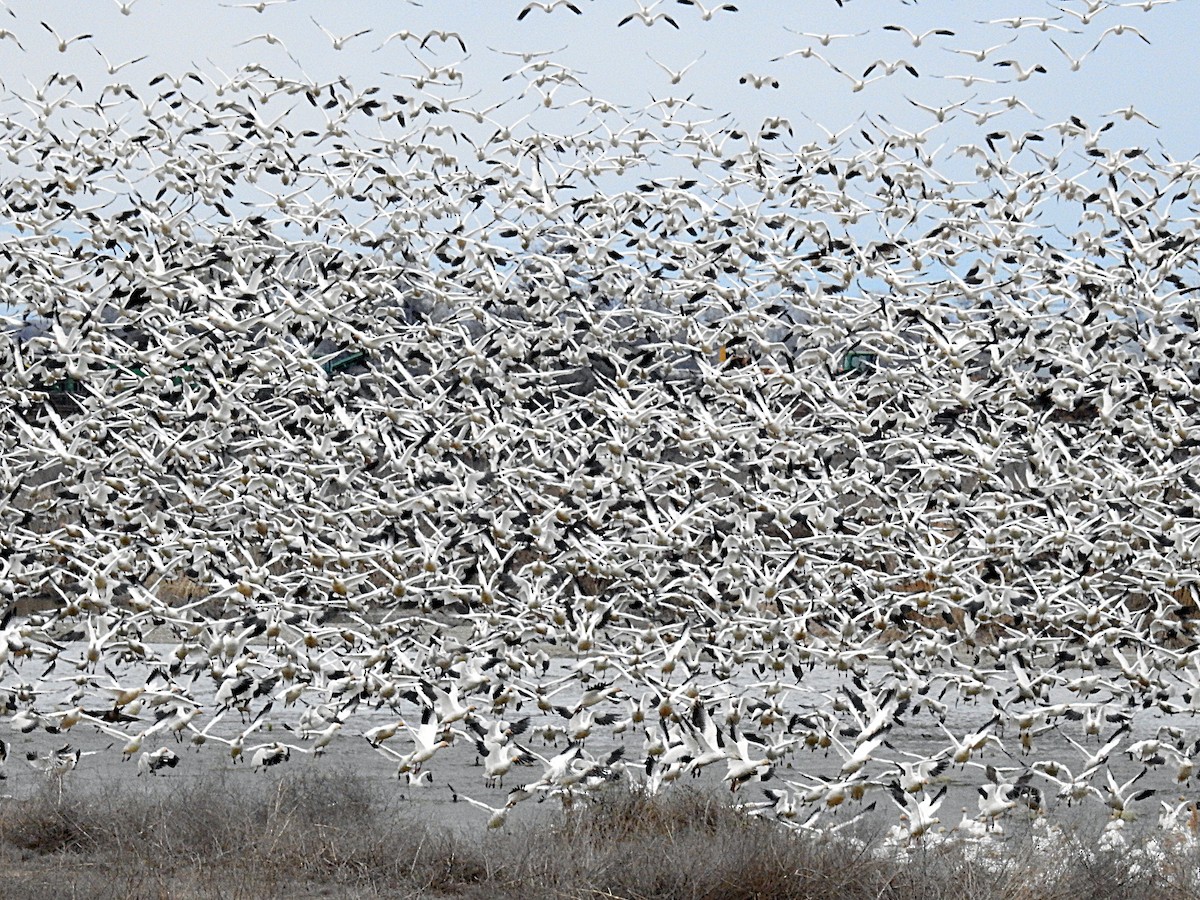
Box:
left=0, top=775, right=1197, bottom=900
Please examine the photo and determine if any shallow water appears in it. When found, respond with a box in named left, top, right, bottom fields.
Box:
left=7, top=640, right=1195, bottom=840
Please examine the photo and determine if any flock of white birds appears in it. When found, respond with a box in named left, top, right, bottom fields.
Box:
left=0, top=0, right=1198, bottom=851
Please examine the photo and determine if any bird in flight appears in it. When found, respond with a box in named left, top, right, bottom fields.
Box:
left=518, top=0, right=584, bottom=20
left=618, top=1, right=680, bottom=28
left=676, top=0, right=739, bottom=20
left=882, top=24, right=955, bottom=46
left=40, top=21, right=92, bottom=53
left=646, top=51, right=706, bottom=85
left=310, top=17, right=373, bottom=51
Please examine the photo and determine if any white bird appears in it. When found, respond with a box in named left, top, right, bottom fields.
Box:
left=739, top=72, right=779, bottom=89
left=618, top=1, right=680, bottom=28
left=374, top=29, right=419, bottom=51
left=1049, top=38, right=1099, bottom=72
left=979, top=15, right=1079, bottom=33
left=137, top=747, right=180, bottom=776
left=723, top=729, right=772, bottom=790
left=770, top=46, right=830, bottom=65
left=233, top=33, right=299, bottom=63
left=861, top=58, right=919, bottom=78
left=27, top=744, right=81, bottom=778
left=882, top=24, right=954, bottom=46
left=1091, top=23, right=1152, bottom=51
left=784, top=28, right=866, bottom=46
left=220, top=0, right=295, bottom=10
left=250, top=742, right=299, bottom=771
left=675, top=0, right=738, bottom=20
left=945, top=37, right=1016, bottom=62
left=646, top=51, right=706, bottom=85
left=489, top=44, right=567, bottom=63
left=419, top=30, right=468, bottom=52
left=940, top=716, right=1003, bottom=765
left=475, top=737, right=532, bottom=788
left=517, top=0, right=583, bottom=20
left=377, top=708, right=451, bottom=775
left=1104, top=104, right=1158, bottom=127
left=992, top=59, right=1048, bottom=81
left=40, top=21, right=92, bottom=53
left=310, top=17, right=372, bottom=51
left=364, top=720, right=404, bottom=747
left=94, top=47, right=147, bottom=74
left=449, top=784, right=513, bottom=829
left=905, top=95, right=973, bottom=123
left=1095, top=767, right=1155, bottom=821
left=888, top=785, right=948, bottom=839
left=975, top=780, right=1017, bottom=827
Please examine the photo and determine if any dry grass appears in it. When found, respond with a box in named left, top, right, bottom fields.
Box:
left=151, top=574, right=210, bottom=607
left=0, top=776, right=1196, bottom=899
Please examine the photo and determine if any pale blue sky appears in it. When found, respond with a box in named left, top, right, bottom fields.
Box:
left=0, top=0, right=1191, bottom=330
left=3, top=0, right=1194, bottom=158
